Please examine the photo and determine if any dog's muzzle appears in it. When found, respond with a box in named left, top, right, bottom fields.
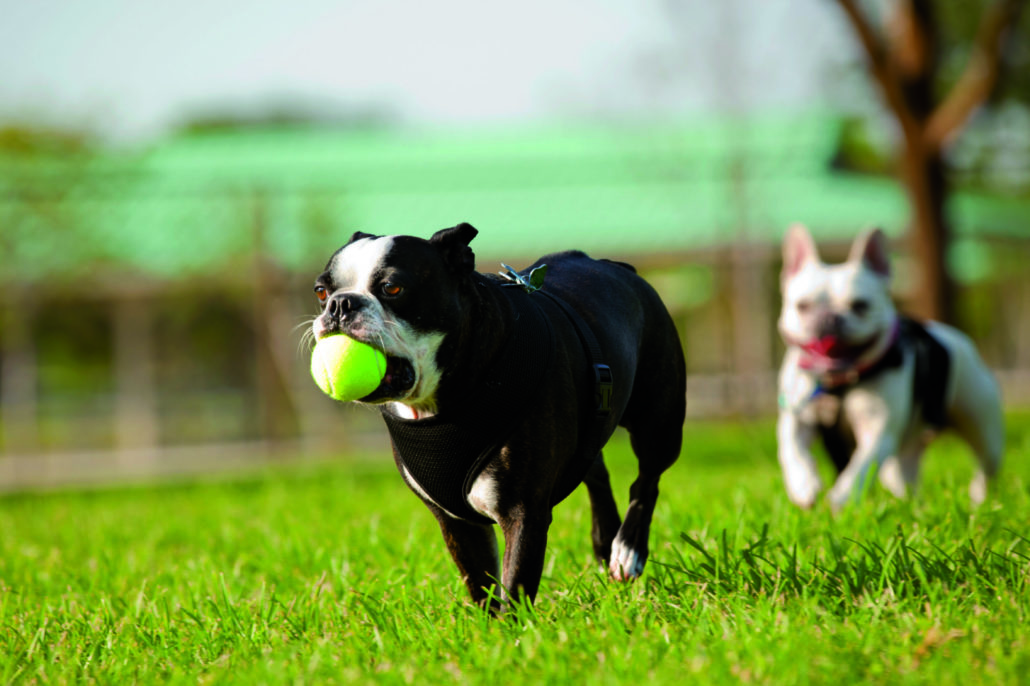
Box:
left=315, top=293, right=417, bottom=402
left=325, top=292, right=372, bottom=324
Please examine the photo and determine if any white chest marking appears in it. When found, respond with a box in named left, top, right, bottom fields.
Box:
left=401, top=465, right=435, bottom=505
left=467, top=470, right=500, bottom=522
left=399, top=464, right=499, bottom=523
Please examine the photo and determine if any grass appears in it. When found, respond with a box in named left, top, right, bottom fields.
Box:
left=1, top=416, right=1029, bottom=685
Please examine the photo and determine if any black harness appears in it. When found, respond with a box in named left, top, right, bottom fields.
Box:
left=820, top=316, right=950, bottom=427
left=904, top=317, right=951, bottom=428
left=381, top=284, right=613, bottom=523
left=817, top=316, right=951, bottom=472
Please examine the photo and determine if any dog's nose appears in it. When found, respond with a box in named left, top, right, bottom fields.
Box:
left=816, top=312, right=845, bottom=336
left=326, top=293, right=366, bottom=320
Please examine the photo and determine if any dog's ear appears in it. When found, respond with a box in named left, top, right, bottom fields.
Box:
left=848, top=227, right=890, bottom=277
left=345, top=231, right=376, bottom=245
left=782, top=223, right=820, bottom=282
left=430, top=223, right=478, bottom=275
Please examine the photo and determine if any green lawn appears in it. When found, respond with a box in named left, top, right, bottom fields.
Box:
left=1, top=416, right=1028, bottom=685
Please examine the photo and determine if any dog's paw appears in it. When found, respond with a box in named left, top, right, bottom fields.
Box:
left=608, top=537, right=645, bottom=581
left=786, top=474, right=823, bottom=509
left=969, top=472, right=988, bottom=506
left=826, top=482, right=853, bottom=512
left=877, top=458, right=909, bottom=499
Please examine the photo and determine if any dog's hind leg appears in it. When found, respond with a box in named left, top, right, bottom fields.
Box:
left=947, top=368, right=1004, bottom=505
left=609, top=329, right=686, bottom=581
left=875, top=427, right=929, bottom=498
left=929, top=326, right=1005, bottom=503
left=582, top=453, right=622, bottom=568
left=609, top=425, right=682, bottom=581
left=952, top=410, right=1004, bottom=505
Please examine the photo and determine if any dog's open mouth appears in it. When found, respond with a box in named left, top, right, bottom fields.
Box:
left=806, top=335, right=849, bottom=358
left=360, top=355, right=416, bottom=402
left=801, top=333, right=878, bottom=364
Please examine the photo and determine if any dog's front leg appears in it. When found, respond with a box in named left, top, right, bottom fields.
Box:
left=828, top=390, right=901, bottom=510
left=497, top=505, right=552, bottom=605
left=431, top=507, right=501, bottom=608
left=827, top=433, right=896, bottom=510
left=777, top=410, right=823, bottom=508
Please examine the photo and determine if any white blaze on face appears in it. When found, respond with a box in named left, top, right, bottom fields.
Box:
left=328, top=236, right=397, bottom=295
left=311, top=236, right=395, bottom=343
left=312, top=236, right=395, bottom=340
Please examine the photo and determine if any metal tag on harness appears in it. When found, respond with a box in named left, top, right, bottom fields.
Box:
left=594, top=364, right=613, bottom=415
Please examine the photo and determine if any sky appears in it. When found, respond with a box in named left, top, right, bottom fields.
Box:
left=0, top=0, right=865, bottom=142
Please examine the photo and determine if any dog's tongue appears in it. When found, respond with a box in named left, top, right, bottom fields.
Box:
left=806, top=335, right=846, bottom=358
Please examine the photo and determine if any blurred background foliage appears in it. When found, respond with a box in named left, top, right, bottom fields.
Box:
left=0, top=0, right=1028, bottom=489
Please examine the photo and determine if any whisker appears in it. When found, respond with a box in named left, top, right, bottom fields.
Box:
left=373, top=333, right=390, bottom=375
left=291, top=318, right=316, bottom=334
left=294, top=318, right=318, bottom=358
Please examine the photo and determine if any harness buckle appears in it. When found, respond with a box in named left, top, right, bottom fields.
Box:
left=593, top=364, right=613, bottom=415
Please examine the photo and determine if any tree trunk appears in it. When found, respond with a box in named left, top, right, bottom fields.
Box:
left=900, top=135, right=954, bottom=323
left=892, top=0, right=953, bottom=323
left=837, top=0, right=1026, bottom=325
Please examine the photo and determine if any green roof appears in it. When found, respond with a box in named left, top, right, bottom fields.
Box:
left=1, top=111, right=1027, bottom=284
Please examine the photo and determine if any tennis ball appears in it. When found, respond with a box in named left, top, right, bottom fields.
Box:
left=310, top=335, right=387, bottom=402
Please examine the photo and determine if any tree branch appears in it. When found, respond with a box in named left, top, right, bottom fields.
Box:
left=835, top=0, right=923, bottom=148
left=925, top=0, right=1027, bottom=149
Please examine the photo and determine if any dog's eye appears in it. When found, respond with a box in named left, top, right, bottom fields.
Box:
left=796, top=300, right=812, bottom=314
left=314, top=285, right=328, bottom=303
left=381, top=282, right=403, bottom=297
left=851, top=299, right=870, bottom=316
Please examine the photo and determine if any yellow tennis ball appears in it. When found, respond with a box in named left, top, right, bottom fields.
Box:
left=310, top=335, right=387, bottom=402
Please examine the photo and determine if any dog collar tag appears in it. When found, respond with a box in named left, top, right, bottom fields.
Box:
left=499, top=263, right=547, bottom=293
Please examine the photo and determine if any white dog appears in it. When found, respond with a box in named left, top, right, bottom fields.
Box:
left=776, top=225, right=1004, bottom=509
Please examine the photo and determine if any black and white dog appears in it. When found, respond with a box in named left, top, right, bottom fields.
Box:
left=311, top=223, right=686, bottom=606
left=777, top=225, right=1004, bottom=509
